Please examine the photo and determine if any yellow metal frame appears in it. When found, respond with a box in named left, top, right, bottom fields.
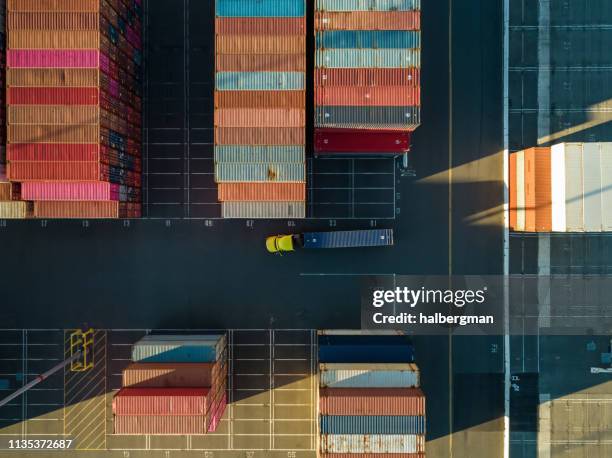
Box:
left=70, top=329, right=94, bottom=372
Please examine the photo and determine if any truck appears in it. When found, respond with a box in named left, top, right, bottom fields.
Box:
left=266, top=229, right=393, bottom=253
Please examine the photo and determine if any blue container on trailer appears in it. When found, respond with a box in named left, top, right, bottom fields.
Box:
left=303, top=229, right=393, bottom=249
left=316, top=0, right=421, bottom=12
left=320, top=415, right=425, bottom=434
left=216, top=0, right=306, bottom=17
left=316, top=31, right=421, bottom=49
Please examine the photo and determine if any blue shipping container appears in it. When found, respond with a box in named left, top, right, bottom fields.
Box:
left=320, top=415, right=425, bottom=434
left=316, top=0, right=421, bottom=12
left=316, top=49, right=420, bottom=68
left=217, top=0, right=306, bottom=17
left=319, top=344, right=414, bottom=363
left=316, top=31, right=421, bottom=49
left=303, top=229, right=393, bottom=248
left=216, top=72, right=305, bottom=91
left=132, top=345, right=218, bottom=363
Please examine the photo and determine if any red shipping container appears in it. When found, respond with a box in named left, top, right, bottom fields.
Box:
left=8, top=161, right=102, bottom=181
left=315, top=128, right=410, bottom=154
left=319, top=388, right=425, bottom=416
left=113, top=415, right=205, bottom=435
left=315, top=68, right=420, bottom=88
left=8, top=87, right=99, bottom=105
left=112, top=388, right=209, bottom=416
left=315, top=86, right=420, bottom=107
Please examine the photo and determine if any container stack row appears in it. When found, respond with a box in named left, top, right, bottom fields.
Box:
left=214, top=0, right=307, bottom=219
left=113, top=334, right=228, bottom=434
left=510, top=143, right=612, bottom=232
left=4, top=0, right=143, bottom=218
left=314, top=0, right=421, bottom=156
left=318, top=332, right=426, bottom=457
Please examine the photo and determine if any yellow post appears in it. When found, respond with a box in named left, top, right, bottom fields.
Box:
left=70, top=329, right=94, bottom=372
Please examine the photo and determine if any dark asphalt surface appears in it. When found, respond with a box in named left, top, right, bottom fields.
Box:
left=0, top=0, right=505, bottom=457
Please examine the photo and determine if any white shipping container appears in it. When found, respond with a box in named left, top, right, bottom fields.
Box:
left=320, top=434, right=424, bottom=454
left=319, top=363, right=420, bottom=388
left=583, top=143, right=602, bottom=232
left=565, top=143, right=584, bottom=231
left=551, top=143, right=567, bottom=232
left=215, top=163, right=306, bottom=182
left=222, top=201, right=306, bottom=219
left=601, top=143, right=612, bottom=231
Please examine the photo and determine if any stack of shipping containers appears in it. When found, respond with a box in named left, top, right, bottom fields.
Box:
left=314, top=0, right=421, bottom=156
left=5, top=0, right=142, bottom=218
left=318, top=332, right=426, bottom=457
left=510, top=143, right=612, bottom=232
left=114, top=334, right=228, bottom=434
left=214, top=0, right=307, bottom=219
left=0, top=0, right=29, bottom=218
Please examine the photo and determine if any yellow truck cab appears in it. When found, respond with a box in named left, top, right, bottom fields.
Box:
left=266, top=234, right=299, bottom=253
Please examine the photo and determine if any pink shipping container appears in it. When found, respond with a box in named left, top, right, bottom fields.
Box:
left=21, top=182, right=121, bottom=201
left=207, top=392, right=227, bottom=433
left=7, top=50, right=100, bottom=68
left=319, top=388, right=425, bottom=416
left=113, top=415, right=205, bottom=435
left=112, top=388, right=209, bottom=416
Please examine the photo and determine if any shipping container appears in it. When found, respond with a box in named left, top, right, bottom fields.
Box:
left=315, top=128, right=409, bottom=154
left=216, top=35, right=306, bottom=55
left=515, top=149, right=525, bottom=231
left=7, top=49, right=100, bottom=68
left=304, top=229, right=393, bottom=249
left=315, top=68, right=419, bottom=87
left=8, top=105, right=99, bottom=124
left=8, top=87, right=99, bottom=105
left=319, top=387, right=425, bottom=416
left=215, top=163, right=305, bottom=183
left=9, top=30, right=100, bottom=49
left=7, top=0, right=100, bottom=12
left=221, top=201, right=306, bottom=219
left=319, top=454, right=425, bottom=458
left=8, top=143, right=99, bottom=162
left=216, top=0, right=306, bottom=18
left=320, top=415, right=425, bottom=434
left=215, top=127, right=305, bottom=146
left=218, top=183, right=306, bottom=201
left=7, top=68, right=99, bottom=87
left=316, top=49, right=420, bottom=69
left=113, top=415, right=205, bottom=435
left=122, top=363, right=221, bottom=388
left=7, top=12, right=100, bottom=30
left=315, top=0, right=421, bottom=10
left=214, top=108, right=305, bottom=128
left=0, top=201, right=32, bottom=219
left=316, top=31, right=420, bottom=49
left=214, top=145, right=305, bottom=163
left=0, top=182, right=20, bottom=201
left=315, top=106, right=420, bottom=130
left=215, top=53, right=306, bottom=72
left=319, top=363, right=420, bottom=388
left=215, top=17, right=305, bottom=35
left=216, top=72, right=305, bottom=91
left=215, top=90, right=305, bottom=109
left=509, top=151, right=516, bottom=231
left=112, top=388, right=209, bottom=416
left=320, top=434, right=425, bottom=454
left=207, top=392, right=227, bottom=433
left=32, top=201, right=139, bottom=218
left=21, top=182, right=125, bottom=201
left=315, top=11, right=420, bottom=31
left=316, top=86, right=420, bottom=107
left=131, top=334, right=226, bottom=363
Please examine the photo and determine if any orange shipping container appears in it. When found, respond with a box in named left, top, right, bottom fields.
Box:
left=7, top=68, right=99, bottom=87
left=8, top=12, right=100, bottom=30
left=215, top=127, right=305, bottom=146
left=509, top=152, right=517, bottom=231
left=216, top=53, right=305, bottom=72
left=215, top=90, right=304, bottom=109
left=215, top=17, right=305, bottom=35
left=315, top=86, right=420, bottom=107
left=216, top=35, right=305, bottom=55
left=9, top=30, right=99, bottom=49
left=8, top=105, right=99, bottom=125
left=8, top=161, right=101, bottom=181
left=315, top=11, right=420, bottom=31
left=7, top=0, right=100, bottom=12
left=319, top=388, right=425, bottom=416
left=523, top=147, right=552, bottom=232
left=33, top=201, right=137, bottom=219
left=218, top=183, right=306, bottom=201
left=214, top=108, right=305, bottom=128
left=8, top=124, right=98, bottom=143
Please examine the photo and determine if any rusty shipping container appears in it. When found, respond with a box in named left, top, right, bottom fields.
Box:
left=7, top=0, right=100, bottom=12
left=217, top=182, right=306, bottom=202
left=315, top=11, right=421, bottom=31
left=215, top=17, right=305, bottom=35
left=315, top=86, right=420, bottom=107
left=112, top=388, right=209, bottom=416
left=9, top=30, right=100, bottom=49
left=216, top=35, right=305, bottom=55
left=7, top=68, right=99, bottom=87
left=32, top=201, right=140, bottom=219
left=7, top=12, right=100, bottom=30
left=215, top=90, right=305, bottom=109
left=319, top=387, right=425, bottom=416
left=216, top=53, right=305, bottom=72
left=315, top=68, right=419, bottom=87
left=215, top=127, right=305, bottom=146
left=215, top=108, right=305, bottom=128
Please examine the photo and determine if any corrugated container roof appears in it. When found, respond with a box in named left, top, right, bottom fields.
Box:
left=315, top=106, right=420, bottom=130
left=320, top=434, right=424, bottom=454
left=216, top=35, right=305, bottom=54
left=214, top=108, right=305, bottom=128
left=122, top=362, right=222, bottom=388
left=131, top=336, right=226, bottom=363
left=214, top=145, right=305, bottom=163
left=319, top=387, right=425, bottom=416
left=215, top=163, right=305, bottom=183
left=215, top=17, right=306, bottom=35
left=113, top=415, right=205, bottom=435
left=320, top=415, right=425, bottom=435
left=221, top=201, right=306, bottom=219
left=216, top=72, right=305, bottom=91
left=316, top=86, right=420, bottom=107
left=32, top=201, right=136, bottom=219
left=315, top=68, right=419, bottom=87
left=320, top=363, right=420, bottom=388
left=7, top=68, right=99, bottom=87
left=320, top=454, right=425, bottom=458
left=112, top=388, right=209, bottom=416
left=316, top=0, right=421, bottom=11
left=216, top=53, right=306, bottom=72
left=316, top=30, right=421, bottom=49
left=215, top=90, right=305, bottom=109
left=7, top=12, right=100, bottom=30
left=315, top=10, right=421, bottom=31
left=7, top=0, right=100, bottom=12
left=216, top=0, right=306, bottom=18
left=215, top=127, right=305, bottom=146
left=218, top=182, right=306, bottom=202
left=316, top=49, right=420, bottom=68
